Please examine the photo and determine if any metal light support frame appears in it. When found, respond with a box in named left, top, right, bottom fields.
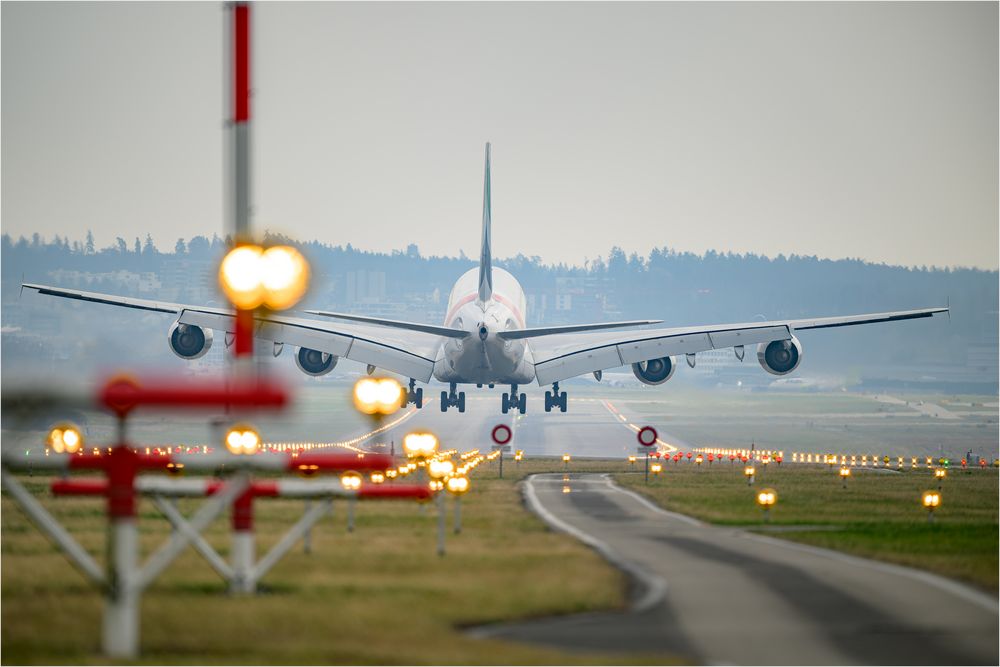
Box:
left=48, top=476, right=431, bottom=594
left=0, top=463, right=248, bottom=659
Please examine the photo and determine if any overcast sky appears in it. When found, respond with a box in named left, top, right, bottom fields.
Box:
left=2, top=2, right=997, bottom=269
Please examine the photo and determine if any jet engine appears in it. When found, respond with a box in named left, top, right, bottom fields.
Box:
left=295, top=347, right=337, bottom=377
left=167, top=322, right=213, bottom=360
left=757, top=336, right=803, bottom=375
left=631, top=356, right=677, bottom=385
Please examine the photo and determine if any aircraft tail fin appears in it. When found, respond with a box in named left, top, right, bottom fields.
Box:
left=478, top=142, right=493, bottom=303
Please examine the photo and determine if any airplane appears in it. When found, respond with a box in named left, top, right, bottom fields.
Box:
left=22, top=143, right=949, bottom=414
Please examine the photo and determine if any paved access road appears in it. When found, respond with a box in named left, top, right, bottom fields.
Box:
left=477, top=473, right=999, bottom=665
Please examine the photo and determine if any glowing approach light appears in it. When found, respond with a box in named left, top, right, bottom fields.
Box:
left=46, top=423, right=85, bottom=454
left=340, top=471, right=363, bottom=491
left=403, top=432, right=439, bottom=460
left=427, top=459, right=455, bottom=480
left=225, top=424, right=261, bottom=455
left=446, top=476, right=470, bottom=495
left=353, top=377, right=403, bottom=416
left=219, top=244, right=310, bottom=310
left=922, top=490, right=941, bottom=523
left=756, top=488, right=777, bottom=522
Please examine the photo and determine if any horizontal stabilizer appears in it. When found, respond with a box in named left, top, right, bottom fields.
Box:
left=303, top=310, right=470, bottom=339
left=497, top=320, right=662, bottom=340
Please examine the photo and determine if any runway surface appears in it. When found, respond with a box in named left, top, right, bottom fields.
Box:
left=475, top=473, right=998, bottom=665
left=375, top=392, right=693, bottom=458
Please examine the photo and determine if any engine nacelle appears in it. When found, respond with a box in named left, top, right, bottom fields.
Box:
left=167, top=322, right=213, bottom=360
left=295, top=347, right=337, bottom=377
left=757, top=336, right=803, bottom=375
left=631, top=356, right=677, bottom=385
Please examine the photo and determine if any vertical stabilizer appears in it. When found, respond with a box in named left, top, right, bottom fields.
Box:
left=478, top=143, right=493, bottom=303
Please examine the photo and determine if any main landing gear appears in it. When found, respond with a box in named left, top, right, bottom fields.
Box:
left=402, top=378, right=423, bottom=409
left=544, top=382, right=568, bottom=413
left=502, top=385, right=527, bottom=414
left=440, top=382, right=466, bottom=413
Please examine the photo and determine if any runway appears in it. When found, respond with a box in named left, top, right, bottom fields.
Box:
left=474, top=473, right=998, bottom=665
left=374, top=391, right=693, bottom=458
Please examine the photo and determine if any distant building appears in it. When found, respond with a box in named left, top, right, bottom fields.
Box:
left=46, top=269, right=162, bottom=294
left=346, top=270, right=386, bottom=304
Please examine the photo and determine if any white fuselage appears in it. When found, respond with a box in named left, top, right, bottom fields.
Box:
left=434, top=267, right=535, bottom=385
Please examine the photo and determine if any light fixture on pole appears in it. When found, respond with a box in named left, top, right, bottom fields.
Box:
left=922, top=490, right=941, bottom=523
left=756, top=488, right=777, bottom=522
left=224, top=424, right=261, bottom=455
left=46, top=423, right=85, bottom=455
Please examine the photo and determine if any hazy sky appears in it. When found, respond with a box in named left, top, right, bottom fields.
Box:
left=2, top=2, right=997, bottom=269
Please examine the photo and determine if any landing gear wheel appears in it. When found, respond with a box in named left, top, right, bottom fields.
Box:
left=518, top=393, right=527, bottom=414
left=544, top=390, right=553, bottom=413
left=440, top=391, right=449, bottom=412
left=501, top=393, right=510, bottom=414
left=558, top=392, right=567, bottom=413
left=458, top=392, right=466, bottom=413
left=415, top=387, right=423, bottom=409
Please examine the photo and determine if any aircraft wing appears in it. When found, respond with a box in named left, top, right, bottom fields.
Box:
left=21, top=283, right=441, bottom=382
left=527, top=307, right=948, bottom=386
left=303, top=309, right=469, bottom=339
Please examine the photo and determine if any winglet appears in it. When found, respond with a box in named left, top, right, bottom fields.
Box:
left=478, top=142, right=493, bottom=304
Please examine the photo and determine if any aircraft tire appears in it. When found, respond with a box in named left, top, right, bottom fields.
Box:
left=415, top=388, right=423, bottom=409
left=559, top=392, right=567, bottom=413
left=518, top=393, right=527, bottom=414
left=458, top=392, right=466, bottom=413
left=440, top=391, right=449, bottom=412
left=501, top=393, right=510, bottom=414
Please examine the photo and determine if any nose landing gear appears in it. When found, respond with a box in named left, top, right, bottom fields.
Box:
left=501, top=385, right=527, bottom=414
left=544, top=382, right=568, bottom=413
left=440, top=382, right=466, bottom=413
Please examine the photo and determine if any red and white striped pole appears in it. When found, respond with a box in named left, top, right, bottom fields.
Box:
left=228, top=2, right=254, bottom=359
left=231, top=487, right=256, bottom=593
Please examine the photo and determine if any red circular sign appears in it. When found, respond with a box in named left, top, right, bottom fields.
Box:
left=637, top=426, right=658, bottom=447
left=491, top=424, right=512, bottom=445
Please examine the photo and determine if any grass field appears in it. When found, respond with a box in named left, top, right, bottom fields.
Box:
left=3, top=450, right=996, bottom=663
left=611, top=462, right=999, bottom=590
left=1, top=466, right=677, bottom=665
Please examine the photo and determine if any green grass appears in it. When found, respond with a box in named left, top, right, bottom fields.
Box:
left=4, top=453, right=996, bottom=663
left=1, top=467, right=677, bottom=665
left=612, top=463, right=999, bottom=590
